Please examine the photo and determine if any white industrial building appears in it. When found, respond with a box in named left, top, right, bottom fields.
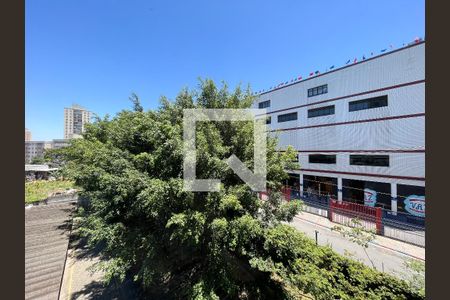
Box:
left=254, top=41, right=425, bottom=217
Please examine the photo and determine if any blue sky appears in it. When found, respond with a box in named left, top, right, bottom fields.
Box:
left=26, top=0, right=425, bottom=141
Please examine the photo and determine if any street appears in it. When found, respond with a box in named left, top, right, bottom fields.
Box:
left=287, top=212, right=425, bottom=281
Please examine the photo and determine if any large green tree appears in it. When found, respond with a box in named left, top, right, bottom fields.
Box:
left=62, top=80, right=422, bottom=299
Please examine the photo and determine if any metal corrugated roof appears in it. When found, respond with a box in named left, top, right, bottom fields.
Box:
left=25, top=165, right=59, bottom=172
left=25, top=202, right=74, bottom=299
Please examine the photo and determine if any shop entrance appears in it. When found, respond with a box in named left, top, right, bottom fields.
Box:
left=342, top=179, right=391, bottom=209
left=303, top=175, right=337, bottom=199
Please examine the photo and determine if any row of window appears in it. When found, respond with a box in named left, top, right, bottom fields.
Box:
left=266, top=95, right=388, bottom=123
left=308, top=84, right=328, bottom=97
left=258, top=100, right=271, bottom=109
left=277, top=112, right=298, bottom=123
left=308, top=154, right=390, bottom=167
left=308, top=105, right=335, bottom=118
left=259, top=83, right=329, bottom=109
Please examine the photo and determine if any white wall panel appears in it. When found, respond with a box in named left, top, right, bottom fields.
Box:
left=256, top=43, right=425, bottom=185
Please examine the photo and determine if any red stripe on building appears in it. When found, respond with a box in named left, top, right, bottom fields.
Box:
left=271, top=113, right=425, bottom=132
left=257, top=79, right=425, bottom=116
left=295, top=168, right=425, bottom=181
left=292, top=149, right=425, bottom=153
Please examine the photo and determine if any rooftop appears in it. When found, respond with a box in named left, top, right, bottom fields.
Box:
left=256, top=39, right=425, bottom=97
left=25, top=202, right=74, bottom=299
left=25, top=164, right=59, bottom=172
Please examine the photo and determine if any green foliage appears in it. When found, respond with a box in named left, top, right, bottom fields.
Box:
left=404, top=258, right=425, bottom=297
left=30, top=156, right=46, bottom=164
left=60, top=79, right=422, bottom=299
left=332, top=218, right=377, bottom=269
left=25, top=180, right=76, bottom=203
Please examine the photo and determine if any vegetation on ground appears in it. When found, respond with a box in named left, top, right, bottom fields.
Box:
left=332, top=218, right=377, bottom=269
left=333, top=218, right=425, bottom=297
left=59, top=79, right=423, bottom=299
left=25, top=180, right=76, bottom=203
left=404, top=258, right=425, bottom=298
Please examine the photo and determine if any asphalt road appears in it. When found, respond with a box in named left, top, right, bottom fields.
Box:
left=288, top=215, right=421, bottom=281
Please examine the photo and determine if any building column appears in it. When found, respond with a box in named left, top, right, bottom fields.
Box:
left=299, top=174, right=304, bottom=197
left=337, top=177, right=343, bottom=203
left=391, top=183, right=398, bottom=215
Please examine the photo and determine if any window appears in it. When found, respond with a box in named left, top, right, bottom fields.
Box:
left=308, top=84, right=328, bottom=97
left=277, top=112, right=298, bottom=123
left=308, top=105, right=335, bottom=118
left=309, top=154, right=336, bottom=164
left=349, top=95, right=388, bottom=112
left=258, top=100, right=270, bottom=109
left=350, top=155, right=389, bottom=167
left=342, top=179, right=391, bottom=209
left=266, top=116, right=271, bottom=124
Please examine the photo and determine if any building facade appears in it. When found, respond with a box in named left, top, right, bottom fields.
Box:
left=254, top=41, right=425, bottom=217
left=25, top=128, right=32, bottom=141
left=25, top=139, right=71, bottom=163
left=25, top=141, right=52, bottom=163
left=64, top=104, right=92, bottom=139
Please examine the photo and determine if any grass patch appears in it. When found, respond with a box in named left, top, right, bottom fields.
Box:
left=25, top=180, right=77, bottom=203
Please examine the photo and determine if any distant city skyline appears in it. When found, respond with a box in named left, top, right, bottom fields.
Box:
left=25, top=0, right=425, bottom=141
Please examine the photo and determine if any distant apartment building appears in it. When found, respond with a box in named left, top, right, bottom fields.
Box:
left=64, top=104, right=92, bottom=139
left=25, top=141, right=52, bottom=163
left=25, top=128, right=32, bottom=141
left=25, top=139, right=71, bottom=163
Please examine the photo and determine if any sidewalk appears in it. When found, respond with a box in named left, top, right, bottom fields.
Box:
left=288, top=211, right=425, bottom=280
left=59, top=220, right=140, bottom=300
left=295, top=211, right=425, bottom=260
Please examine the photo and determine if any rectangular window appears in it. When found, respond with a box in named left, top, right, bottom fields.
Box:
left=349, top=95, right=388, bottom=112
left=350, top=155, right=389, bottom=167
left=277, top=112, right=298, bottom=123
left=307, top=84, right=328, bottom=98
left=258, top=100, right=271, bottom=109
left=266, top=116, right=271, bottom=124
left=308, top=154, right=336, bottom=164
left=308, top=105, right=335, bottom=118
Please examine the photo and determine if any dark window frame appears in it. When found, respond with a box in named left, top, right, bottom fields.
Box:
left=349, top=95, right=388, bottom=112
left=308, top=105, right=335, bottom=118
left=308, top=154, right=337, bottom=164
left=258, top=100, right=271, bottom=109
left=307, top=84, right=328, bottom=98
left=277, top=112, right=298, bottom=123
left=350, top=155, right=390, bottom=167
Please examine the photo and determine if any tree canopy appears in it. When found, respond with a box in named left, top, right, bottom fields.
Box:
left=61, top=79, right=423, bottom=299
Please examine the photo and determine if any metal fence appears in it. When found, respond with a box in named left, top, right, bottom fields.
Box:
left=265, top=187, right=426, bottom=247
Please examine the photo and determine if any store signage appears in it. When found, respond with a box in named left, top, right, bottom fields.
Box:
left=364, top=188, right=377, bottom=207
left=404, top=195, right=425, bottom=218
